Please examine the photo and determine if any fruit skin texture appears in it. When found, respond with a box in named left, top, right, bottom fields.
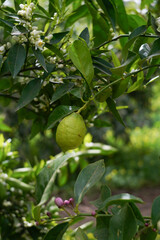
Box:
left=56, top=112, right=86, bottom=152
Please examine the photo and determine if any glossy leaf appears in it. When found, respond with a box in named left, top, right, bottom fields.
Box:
left=0, top=17, right=14, bottom=28
left=50, top=31, right=69, bottom=44
left=75, top=228, right=89, bottom=240
left=106, top=97, right=125, bottom=126
left=65, top=5, right=88, bottom=28
left=127, top=71, right=144, bottom=93
left=74, top=160, right=105, bottom=205
left=7, top=43, right=26, bottom=78
left=95, top=215, right=111, bottom=240
left=111, top=52, right=137, bottom=75
left=151, top=195, right=160, bottom=227
left=51, top=83, right=74, bottom=103
left=46, top=43, right=64, bottom=59
left=112, top=0, right=128, bottom=33
left=129, top=202, right=145, bottom=225
left=33, top=205, right=41, bottom=222
left=85, top=0, right=110, bottom=46
left=16, top=79, right=42, bottom=111
left=47, top=105, right=79, bottom=129
left=140, top=227, right=157, bottom=240
left=5, top=176, right=34, bottom=192
left=92, top=185, right=111, bottom=208
left=112, top=76, right=130, bottom=98
left=111, top=50, right=121, bottom=67
left=69, top=40, right=94, bottom=85
left=79, top=27, right=90, bottom=45
left=32, top=48, right=47, bottom=71
left=36, top=152, right=76, bottom=205
left=99, top=193, right=143, bottom=210
left=109, top=204, right=137, bottom=240
left=148, top=38, right=160, bottom=58
left=97, top=0, right=116, bottom=30
left=44, top=222, right=69, bottom=240
left=123, top=25, right=147, bottom=58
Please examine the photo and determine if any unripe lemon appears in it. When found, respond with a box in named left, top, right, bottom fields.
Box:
left=56, top=112, right=86, bottom=152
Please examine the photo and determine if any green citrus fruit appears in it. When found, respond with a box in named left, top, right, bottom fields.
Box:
left=56, top=112, right=86, bottom=152
left=96, top=87, right=112, bottom=102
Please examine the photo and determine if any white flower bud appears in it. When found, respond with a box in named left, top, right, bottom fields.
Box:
left=58, top=64, right=64, bottom=68
left=70, top=66, right=76, bottom=72
left=0, top=45, right=5, bottom=55
left=6, top=42, right=11, bottom=49
left=19, top=4, right=24, bottom=9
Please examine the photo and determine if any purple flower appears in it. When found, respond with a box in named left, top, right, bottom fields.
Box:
left=47, top=211, right=52, bottom=218
left=69, top=198, right=74, bottom=205
left=54, top=197, right=64, bottom=208
left=64, top=200, right=70, bottom=205
left=91, top=211, right=96, bottom=216
left=145, top=222, right=149, bottom=227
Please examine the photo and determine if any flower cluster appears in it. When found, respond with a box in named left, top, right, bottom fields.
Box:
left=0, top=42, right=11, bottom=55
left=156, top=17, right=160, bottom=32
left=12, top=34, right=28, bottom=44
left=17, top=3, right=35, bottom=20
left=54, top=197, right=74, bottom=208
left=29, top=27, right=45, bottom=50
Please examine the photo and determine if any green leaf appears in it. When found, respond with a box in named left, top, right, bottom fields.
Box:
left=32, top=48, right=47, bottom=71
left=151, top=195, right=160, bottom=227
left=69, top=39, right=94, bottom=85
left=99, top=193, right=143, bottom=210
left=127, top=71, right=144, bottom=93
left=37, top=3, right=51, bottom=17
left=140, top=227, right=157, bottom=240
left=45, top=43, right=64, bottom=59
left=148, top=38, right=160, bottom=58
left=75, top=228, right=89, bottom=240
left=112, top=76, right=130, bottom=99
left=112, top=0, right=129, bottom=33
left=74, top=160, right=105, bottom=205
left=93, top=57, right=112, bottom=75
left=97, top=0, right=116, bottom=30
left=92, top=185, right=111, bottom=208
left=65, top=5, right=88, bottom=28
left=47, top=105, right=79, bottom=129
left=7, top=43, right=26, bottom=78
left=110, top=52, right=137, bottom=75
left=5, top=176, right=34, bottom=192
left=36, top=152, right=76, bottom=205
left=85, top=0, right=110, bottom=46
left=109, top=204, right=137, bottom=240
left=51, top=83, right=74, bottom=103
left=0, top=17, right=14, bottom=28
left=16, top=78, right=42, bottom=111
left=44, top=222, right=69, bottom=240
left=33, top=205, right=41, bottom=222
left=95, top=215, right=111, bottom=240
left=123, top=25, right=147, bottom=58
left=0, top=78, right=11, bottom=91
left=111, top=50, right=121, bottom=67
left=106, top=97, right=125, bottom=126
left=128, top=14, right=147, bottom=30
left=79, top=27, right=90, bottom=45
left=50, top=31, right=69, bottom=44
left=129, top=202, right=145, bottom=225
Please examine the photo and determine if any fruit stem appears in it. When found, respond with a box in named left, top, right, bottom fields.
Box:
left=77, top=101, right=89, bottom=114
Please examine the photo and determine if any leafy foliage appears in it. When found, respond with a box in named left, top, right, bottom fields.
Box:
left=0, top=0, right=160, bottom=239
